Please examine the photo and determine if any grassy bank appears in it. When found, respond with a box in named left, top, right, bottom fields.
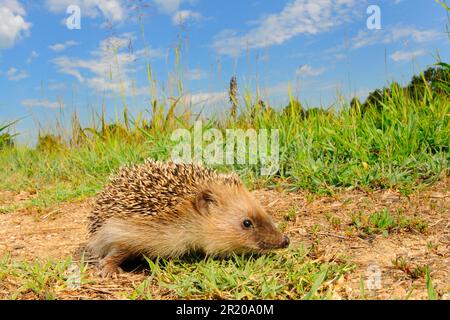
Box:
left=0, top=70, right=449, bottom=210
left=0, top=247, right=354, bottom=299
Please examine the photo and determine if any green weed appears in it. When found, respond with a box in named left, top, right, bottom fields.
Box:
left=350, top=209, right=428, bottom=237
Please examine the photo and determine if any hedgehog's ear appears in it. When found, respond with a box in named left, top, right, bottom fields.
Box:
left=194, top=188, right=216, bottom=215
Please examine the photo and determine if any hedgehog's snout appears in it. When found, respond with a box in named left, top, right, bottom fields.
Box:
left=258, top=233, right=290, bottom=250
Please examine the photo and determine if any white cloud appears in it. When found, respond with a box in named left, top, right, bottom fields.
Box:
left=351, top=30, right=378, bottom=50
left=53, top=56, right=84, bottom=82
left=392, top=27, right=442, bottom=43
left=22, top=99, right=61, bottom=109
left=4, top=67, right=29, bottom=81
left=45, top=0, right=125, bottom=22
left=212, top=0, right=359, bottom=57
left=169, top=90, right=229, bottom=117
left=180, top=91, right=228, bottom=107
left=266, top=81, right=292, bottom=97
left=49, top=40, right=79, bottom=52
left=186, top=68, right=208, bottom=80
left=390, top=49, right=427, bottom=62
left=152, top=0, right=199, bottom=14
left=44, top=0, right=198, bottom=22
left=154, top=0, right=183, bottom=13
left=172, top=10, right=201, bottom=25
left=0, top=0, right=31, bottom=50
left=352, top=25, right=442, bottom=49
left=27, top=50, right=38, bottom=63
left=52, top=34, right=165, bottom=95
left=296, top=64, right=325, bottom=77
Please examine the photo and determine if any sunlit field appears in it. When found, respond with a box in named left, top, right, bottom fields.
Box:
left=0, top=1, right=449, bottom=300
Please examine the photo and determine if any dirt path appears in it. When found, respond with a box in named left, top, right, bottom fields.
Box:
left=0, top=180, right=449, bottom=299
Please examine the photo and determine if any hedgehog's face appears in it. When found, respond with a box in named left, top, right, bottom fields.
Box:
left=193, top=186, right=290, bottom=255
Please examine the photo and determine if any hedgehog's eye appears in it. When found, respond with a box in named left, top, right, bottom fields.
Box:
left=242, top=219, right=253, bottom=229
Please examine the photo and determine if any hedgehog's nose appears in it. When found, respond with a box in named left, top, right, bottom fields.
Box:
left=281, top=235, right=290, bottom=248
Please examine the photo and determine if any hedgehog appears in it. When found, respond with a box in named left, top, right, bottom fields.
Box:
left=87, top=160, right=289, bottom=276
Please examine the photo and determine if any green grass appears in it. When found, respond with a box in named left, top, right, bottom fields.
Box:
left=0, top=82, right=448, bottom=209
left=0, top=206, right=17, bottom=215
left=425, top=267, right=438, bottom=300
left=0, top=255, right=88, bottom=300
left=0, top=120, right=18, bottom=146
left=131, top=247, right=354, bottom=300
left=391, top=256, right=428, bottom=280
left=0, top=248, right=353, bottom=300
left=349, top=208, right=428, bottom=237
left=391, top=257, right=441, bottom=299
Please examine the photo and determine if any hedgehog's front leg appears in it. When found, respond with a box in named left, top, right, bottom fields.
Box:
left=98, top=248, right=128, bottom=277
left=87, top=221, right=133, bottom=277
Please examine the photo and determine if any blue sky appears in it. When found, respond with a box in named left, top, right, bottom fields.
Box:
left=0, top=0, right=449, bottom=142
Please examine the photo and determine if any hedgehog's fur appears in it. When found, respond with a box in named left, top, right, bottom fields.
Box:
left=87, top=160, right=289, bottom=276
